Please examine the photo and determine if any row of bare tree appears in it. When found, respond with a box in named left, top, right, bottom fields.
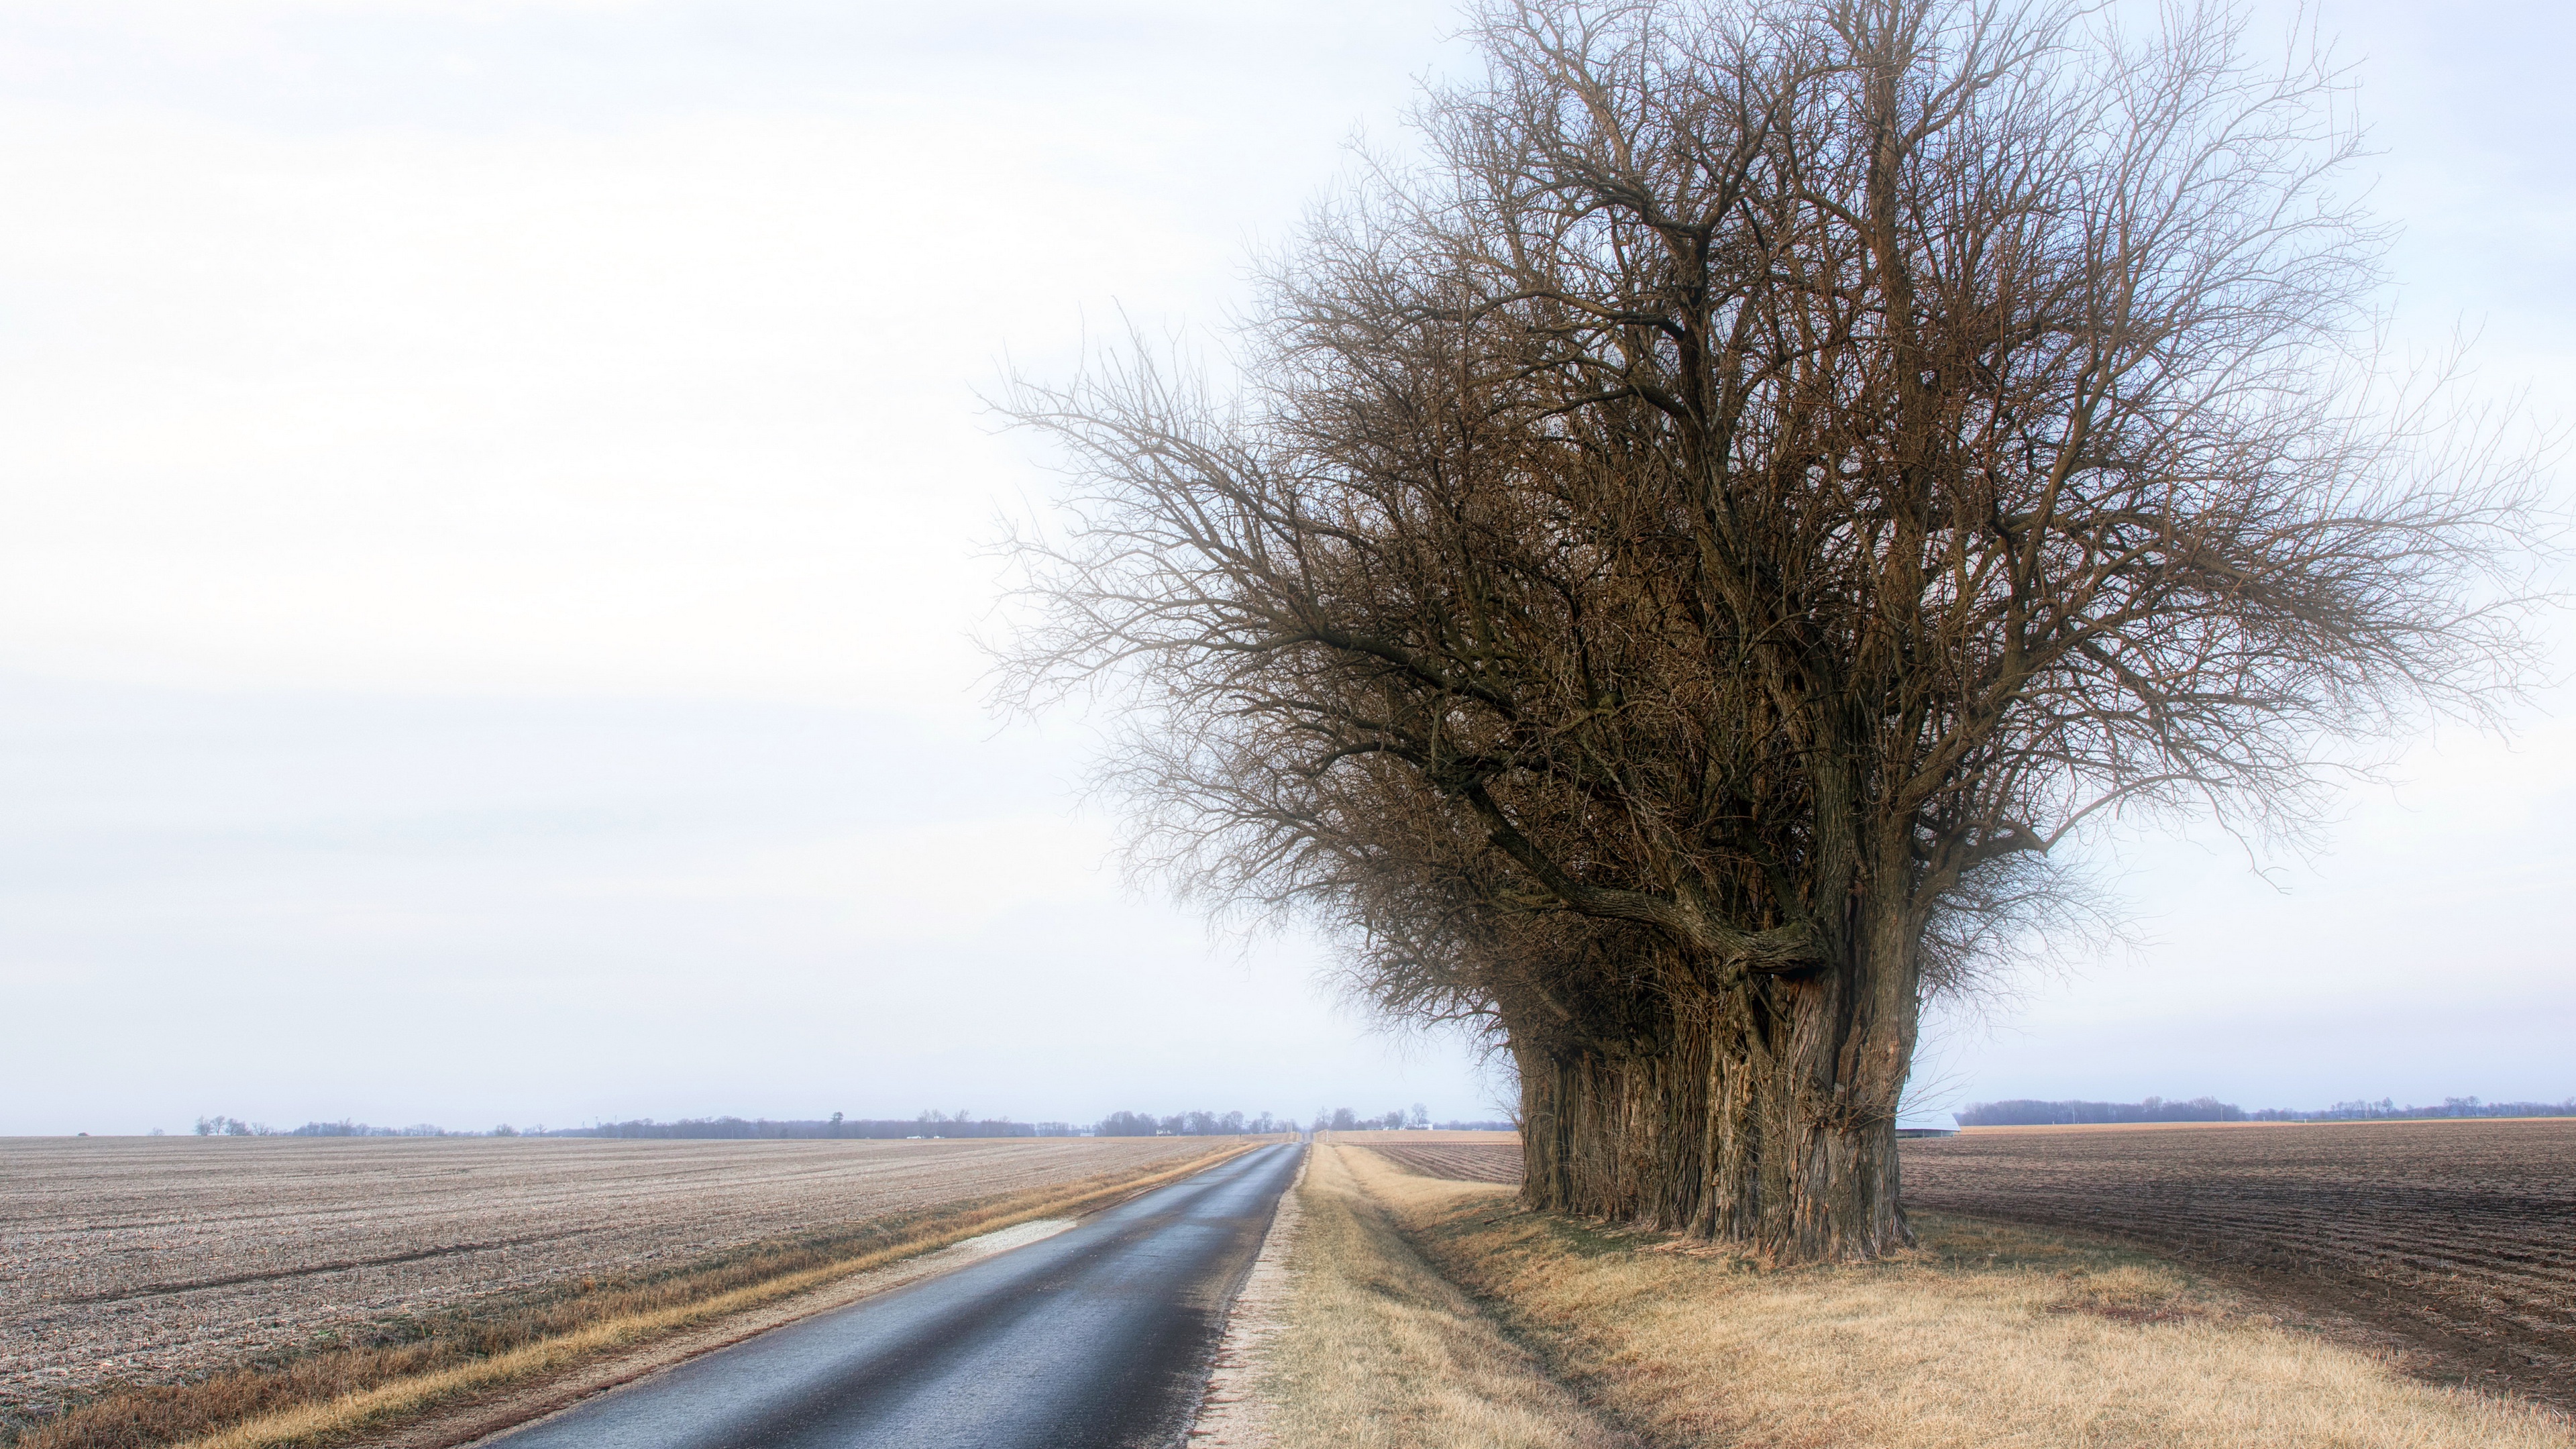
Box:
left=1095, top=1110, right=1288, bottom=1136
left=1000, top=0, right=2539, bottom=1261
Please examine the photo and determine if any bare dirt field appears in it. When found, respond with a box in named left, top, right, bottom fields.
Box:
left=1366, top=1143, right=1522, bottom=1184
left=1322, top=1130, right=1519, bottom=1145
left=1902, top=1119, right=2576, bottom=1411
left=0, top=1134, right=1220, bottom=1428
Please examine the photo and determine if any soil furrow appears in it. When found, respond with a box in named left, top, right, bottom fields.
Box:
left=1902, top=1120, right=2576, bottom=1412
left=0, top=1134, right=1224, bottom=1431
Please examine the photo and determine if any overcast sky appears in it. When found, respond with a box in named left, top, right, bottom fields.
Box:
left=0, top=0, right=2565, bottom=1136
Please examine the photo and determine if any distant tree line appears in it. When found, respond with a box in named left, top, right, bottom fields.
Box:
left=1957, top=1095, right=2576, bottom=1127
left=182, top=1106, right=1524, bottom=1140
left=1954, top=1097, right=2247, bottom=1126
left=195, top=1117, right=455, bottom=1136
left=1311, top=1106, right=1431, bottom=1132
left=2243, top=1096, right=2576, bottom=1123
left=558, top=1112, right=1068, bottom=1140
left=1093, top=1110, right=1285, bottom=1137
left=191, top=1112, right=1067, bottom=1140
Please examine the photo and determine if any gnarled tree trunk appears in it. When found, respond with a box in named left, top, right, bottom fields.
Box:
left=1514, top=888, right=1922, bottom=1260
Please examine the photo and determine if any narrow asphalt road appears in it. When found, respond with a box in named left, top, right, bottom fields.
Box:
left=485, top=1142, right=1304, bottom=1449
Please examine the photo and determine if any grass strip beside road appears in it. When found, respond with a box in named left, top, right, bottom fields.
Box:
left=1334, top=1145, right=2574, bottom=1449
left=17, top=1142, right=1261, bottom=1449
left=1243, top=1143, right=1632, bottom=1448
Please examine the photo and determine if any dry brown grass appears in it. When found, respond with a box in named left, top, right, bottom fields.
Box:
left=1333, top=1146, right=2575, bottom=1448
left=9, top=1145, right=1252, bottom=1449
left=1246, top=1145, right=1631, bottom=1448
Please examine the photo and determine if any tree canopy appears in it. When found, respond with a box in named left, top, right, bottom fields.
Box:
left=998, top=0, right=2541, bottom=1260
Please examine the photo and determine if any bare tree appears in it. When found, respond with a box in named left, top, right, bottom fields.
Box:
left=998, top=0, right=2541, bottom=1261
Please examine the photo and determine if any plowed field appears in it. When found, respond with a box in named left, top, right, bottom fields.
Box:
left=1368, top=1144, right=1521, bottom=1183
left=1323, top=1130, right=1520, bottom=1145
left=0, top=1134, right=1219, bottom=1427
left=1902, top=1119, right=2576, bottom=1409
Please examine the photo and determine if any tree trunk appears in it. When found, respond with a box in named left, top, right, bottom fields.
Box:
left=1515, top=918, right=1917, bottom=1263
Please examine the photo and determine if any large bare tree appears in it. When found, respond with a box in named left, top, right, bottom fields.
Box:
left=998, top=0, right=2539, bottom=1261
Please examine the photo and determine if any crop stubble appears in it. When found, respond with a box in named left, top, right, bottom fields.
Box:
left=0, top=1134, right=1216, bottom=1427
left=1902, top=1120, right=2576, bottom=1410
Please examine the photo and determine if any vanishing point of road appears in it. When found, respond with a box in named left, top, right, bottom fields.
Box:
left=486, top=1142, right=1303, bottom=1449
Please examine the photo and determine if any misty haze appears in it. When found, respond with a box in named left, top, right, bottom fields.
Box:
left=4, top=2, right=2570, bottom=1447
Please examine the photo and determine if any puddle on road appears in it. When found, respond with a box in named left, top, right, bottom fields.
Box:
left=920, top=1218, right=1077, bottom=1269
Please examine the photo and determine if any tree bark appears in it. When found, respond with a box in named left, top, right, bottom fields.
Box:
left=1514, top=919, right=1917, bottom=1261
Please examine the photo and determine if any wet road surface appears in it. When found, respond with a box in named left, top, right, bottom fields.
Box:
left=485, top=1143, right=1302, bottom=1449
